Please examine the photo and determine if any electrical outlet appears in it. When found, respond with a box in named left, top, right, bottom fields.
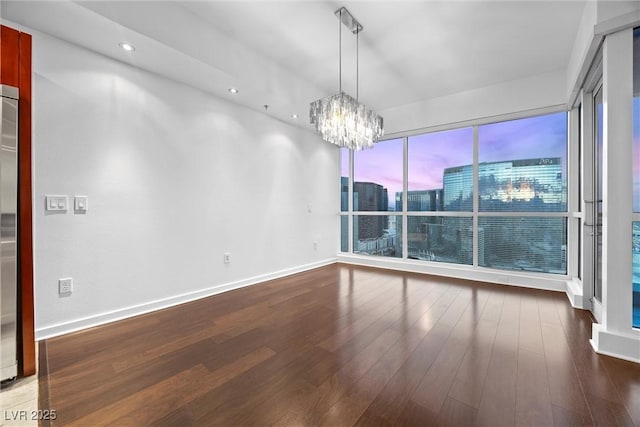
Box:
left=313, top=240, right=318, bottom=251
left=223, top=252, right=231, bottom=264
left=59, top=277, right=73, bottom=295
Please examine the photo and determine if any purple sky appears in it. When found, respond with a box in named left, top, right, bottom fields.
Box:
left=353, top=138, right=404, bottom=200
left=408, top=127, right=473, bottom=191
left=478, top=113, right=567, bottom=164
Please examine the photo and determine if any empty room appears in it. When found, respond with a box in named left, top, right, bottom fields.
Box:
left=1, top=1, right=639, bottom=426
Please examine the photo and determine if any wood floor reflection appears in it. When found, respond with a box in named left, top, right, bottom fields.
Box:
left=38, top=263, right=640, bottom=426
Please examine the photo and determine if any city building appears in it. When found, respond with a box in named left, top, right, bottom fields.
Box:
left=443, top=165, right=474, bottom=211
left=477, top=157, right=566, bottom=211
left=353, top=182, right=388, bottom=213
left=396, top=189, right=444, bottom=212
left=441, top=157, right=566, bottom=212
left=353, top=181, right=388, bottom=240
left=388, top=157, right=566, bottom=270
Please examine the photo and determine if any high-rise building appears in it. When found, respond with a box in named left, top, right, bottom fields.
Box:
left=407, top=216, right=442, bottom=257
left=353, top=182, right=388, bottom=240
left=443, top=157, right=565, bottom=212
left=478, top=157, right=565, bottom=211
left=443, top=165, right=474, bottom=211
left=341, top=176, right=348, bottom=211
left=458, top=226, right=484, bottom=265
left=396, top=189, right=444, bottom=212
left=353, top=182, right=388, bottom=212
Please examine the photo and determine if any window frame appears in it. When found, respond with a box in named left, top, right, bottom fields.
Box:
left=339, top=105, right=572, bottom=277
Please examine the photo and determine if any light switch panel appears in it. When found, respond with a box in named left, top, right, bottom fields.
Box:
left=74, top=195, right=88, bottom=212
left=46, top=195, right=68, bottom=212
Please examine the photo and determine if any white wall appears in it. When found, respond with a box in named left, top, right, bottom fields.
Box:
left=379, top=70, right=567, bottom=135
left=596, top=0, right=640, bottom=26
left=566, top=0, right=640, bottom=105
left=566, top=0, right=597, bottom=103
left=30, top=30, right=339, bottom=338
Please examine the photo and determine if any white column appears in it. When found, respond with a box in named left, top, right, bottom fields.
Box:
left=591, top=27, right=640, bottom=362
left=565, top=106, right=584, bottom=308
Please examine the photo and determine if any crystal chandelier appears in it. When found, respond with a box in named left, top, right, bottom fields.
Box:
left=310, top=7, right=384, bottom=151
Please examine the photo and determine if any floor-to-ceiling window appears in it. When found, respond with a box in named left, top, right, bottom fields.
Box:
left=407, top=128, right=473, bottom=264
left=478, top=113, right=568, bottom=273
left=340, top=111, right=569, bottom=275
left=632, top=27, right=639, bottom=329
left=352, top=138, right=403, bottom=258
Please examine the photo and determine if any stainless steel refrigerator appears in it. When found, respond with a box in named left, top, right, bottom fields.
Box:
left=0, top=84, right=18, bottom=382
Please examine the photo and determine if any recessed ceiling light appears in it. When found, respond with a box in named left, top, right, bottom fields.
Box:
left=118, top=42, right=135, bottom=52
left=291, top=114, right=299, bottom=119
left=228, top=88, right=239, bottom=94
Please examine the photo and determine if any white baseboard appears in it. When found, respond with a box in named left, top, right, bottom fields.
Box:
left=337, top=254, right=567, bottom=292
left=35, top=258, right=337, bottom=341
left=590, top=323, right=640, bottom=363
left=565, top=277, right=588, bottom=309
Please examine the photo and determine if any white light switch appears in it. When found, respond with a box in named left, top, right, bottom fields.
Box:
left=74, top=195, right=88, bottom=212
left=46, top=195, right=68, bottom=212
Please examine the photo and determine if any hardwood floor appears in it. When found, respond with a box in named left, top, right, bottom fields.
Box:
left=38, top=263, right=640, bottom=426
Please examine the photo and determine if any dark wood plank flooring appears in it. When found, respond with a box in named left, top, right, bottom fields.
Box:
left=38, top=263, right=640, bottom=426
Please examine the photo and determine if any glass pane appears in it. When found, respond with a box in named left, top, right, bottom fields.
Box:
left=633, top=29, right=639, bottom=329
left=595, top=87, right=603, bottom=302
left=341, top=148, right=349, bottom=212
left=407, top=128, right=473, bottom=212
left=634, top=28, right=640, bottom=212
left=340, top=216, right=348, bottom=252
left=478, top=217, right=567, bottom=274
left=478, top=112, right=567, bottom=212
left=633, top=222, right=640, bottom=328
left=407, top=216, right=472, bottom=265
left=353, top=215, right=401, bottom=258
left=353, top=138, right=403, bottom=212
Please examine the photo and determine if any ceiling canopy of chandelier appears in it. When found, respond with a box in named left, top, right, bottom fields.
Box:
left=309, top=6, right=384, bottom=151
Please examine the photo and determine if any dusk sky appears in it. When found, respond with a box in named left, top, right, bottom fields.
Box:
left=345, top=112, right=568, bottom=210
left=478, top=112, right=567, bottom=165
left=408, top=127, right=473, bottom=191
left=353, top=138, right=404, bottom=202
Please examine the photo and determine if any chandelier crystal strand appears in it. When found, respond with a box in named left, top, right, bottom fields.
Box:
left=309, top=6, right=384, bottom=151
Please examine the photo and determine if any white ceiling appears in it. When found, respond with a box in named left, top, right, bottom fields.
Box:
left=1, top=0, right=586, bottom=130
